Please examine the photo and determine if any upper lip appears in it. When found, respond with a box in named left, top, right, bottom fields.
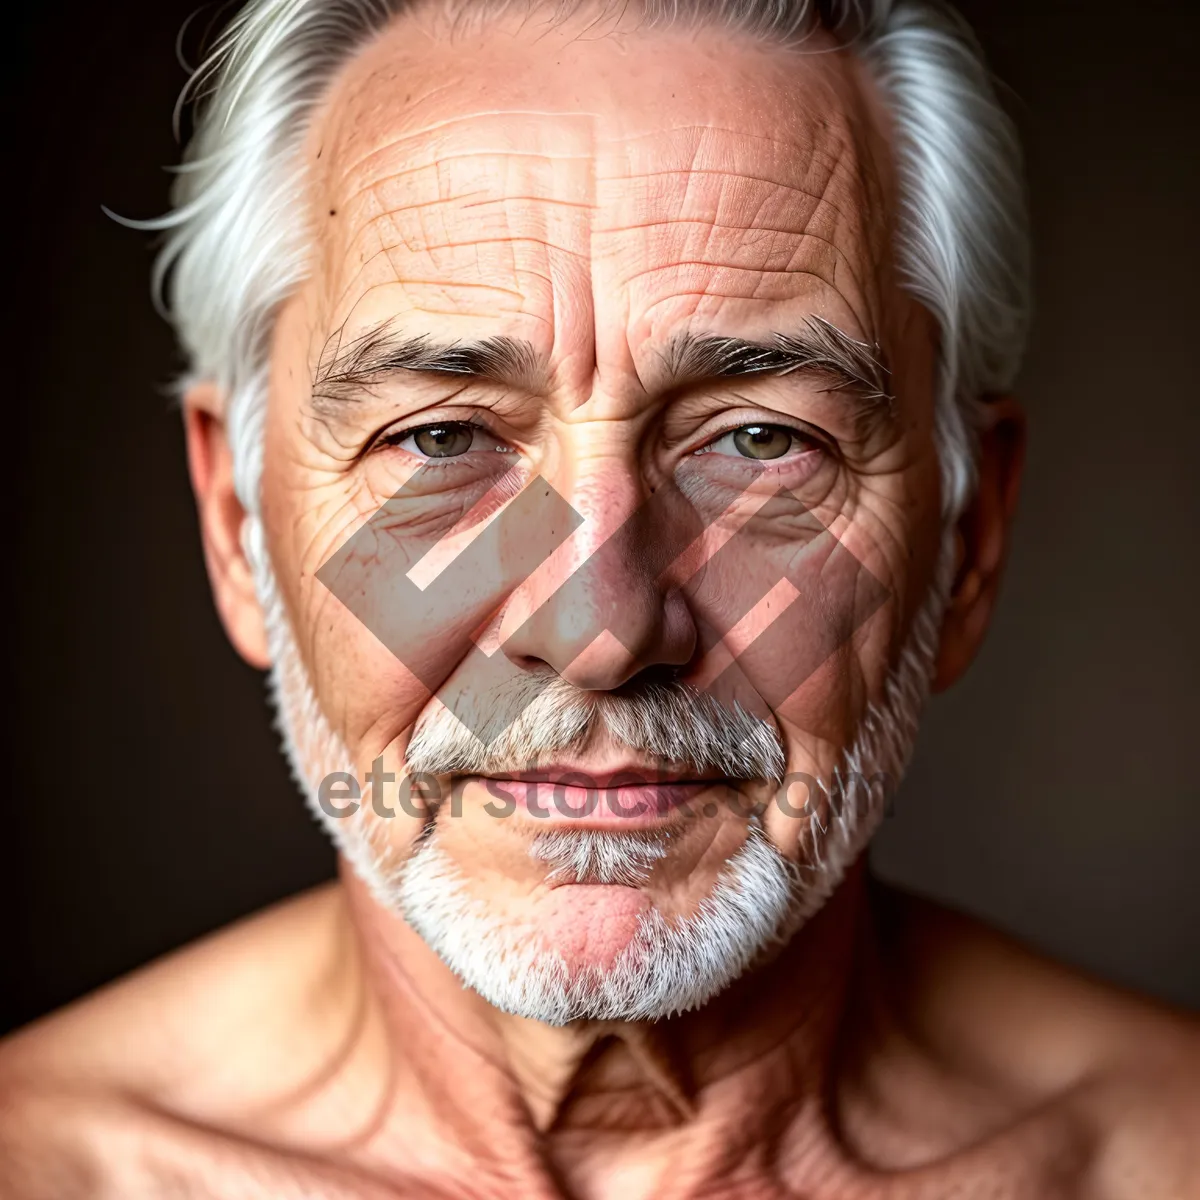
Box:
left=475, top=763, right=723, bottom=787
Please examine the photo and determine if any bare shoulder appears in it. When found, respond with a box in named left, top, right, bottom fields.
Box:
left=0, top=883, right=368, bottom=1195
left=0, top=882, right=350, bottom=1094
left=881, top=884, right=1200, bottom=1197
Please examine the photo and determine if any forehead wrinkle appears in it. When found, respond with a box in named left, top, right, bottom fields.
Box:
left=330, top=251, right=530, bottom=315
left=313, top=102, right=601, bottom=318
left=340, top=232, right=591, bottom=324
left=374, top=231, right=593, bottom=259
left=324, top=146, right=595, bottom=336
left=335, top=147, right=599, bottom=219
left=326, top=244, right=574, bottom=338
left=595, top=97, right=889, bottom=273
left=302, top=18, right=896, bottom=404
left=359, top=172, right=592, bottom=276
left=329, top=112, right=602, bottom=207
left=312, top=15, right=888, bottom=211
left=596, top=167, right=860, bottom=238
left=320, top=106, right=599, bottom=288
left=332, top=217, right=592, bottom=318
left=598, top=121, right=866, bottom=198
left=632, top=273, right=842, bottom=322
left=593, top=221, right=868, bottom=324
left=316, top=33, right=883, bottom=225
left=595, top=110, right=884, bottom=230
left=604, top=227, right=874, bottom=351
left=324, top=279, right=532, bottom=357
left=598, top=131, right=881, bottom=256
left=592, top=170, right=885, bottom=355
left=321, top=249, right=565, bottom=365
left=595, top=216, right=859, bottom=262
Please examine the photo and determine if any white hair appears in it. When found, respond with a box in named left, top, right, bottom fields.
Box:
left=140, top=0, right=1028, bottom=523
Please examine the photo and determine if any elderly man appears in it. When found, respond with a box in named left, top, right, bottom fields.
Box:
left=2, top=0, right=1197, bottom=1195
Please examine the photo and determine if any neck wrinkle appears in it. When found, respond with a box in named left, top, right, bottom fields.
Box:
left=341, top=858, right=875, bottom=1192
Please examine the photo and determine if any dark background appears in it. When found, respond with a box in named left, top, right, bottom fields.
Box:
left=6, top=0, right=1199, bottom=1035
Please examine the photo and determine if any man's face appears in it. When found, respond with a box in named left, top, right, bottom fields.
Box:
left=255, top=11, right=945, bottom=1013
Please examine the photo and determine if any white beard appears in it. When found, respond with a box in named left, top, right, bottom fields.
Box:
left=244, top=512, right=954, bottom=1023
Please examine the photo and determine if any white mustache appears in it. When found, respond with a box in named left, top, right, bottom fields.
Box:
left=404, top=674, right=786, bottom=783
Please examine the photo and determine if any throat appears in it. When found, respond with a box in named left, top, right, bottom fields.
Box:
left=546, top=1027, right=698, bottom=1133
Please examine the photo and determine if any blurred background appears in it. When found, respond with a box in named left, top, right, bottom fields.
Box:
left=6, top=0, right=1198, bottom=1034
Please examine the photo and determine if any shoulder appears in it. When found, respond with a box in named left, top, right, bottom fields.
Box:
left=880, top=884, right=1200, bottom=1198
left=0, top=883, right=368, bottom=1193
left=0, top=1085, right=410, bottom=1199
left=0, top=883, right=350, bottom=1096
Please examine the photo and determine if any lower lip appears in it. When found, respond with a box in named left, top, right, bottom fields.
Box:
left=472, top=778, right=718, bottom=827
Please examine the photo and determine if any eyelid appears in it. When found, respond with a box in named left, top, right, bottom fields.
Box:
left=367, top=416, right=511, bottom=457
left=691, top=415, right=832, bottom=457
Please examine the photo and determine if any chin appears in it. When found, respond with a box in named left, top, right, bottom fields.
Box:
left=388, top=820, right=809, bottom=1023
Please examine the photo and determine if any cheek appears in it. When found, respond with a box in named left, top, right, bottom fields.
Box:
left=258, top=463, right=436, bottom=763
left=305, top=587, right=433, bottom=760
left=757, top=502, right=941, bottom=857
left=678, top=487, right=900, bottom=721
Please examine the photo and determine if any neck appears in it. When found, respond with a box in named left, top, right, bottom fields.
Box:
left=338, top=858, right=881, bottom=1196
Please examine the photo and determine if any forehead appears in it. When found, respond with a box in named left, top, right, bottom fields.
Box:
left=304, top=13, right=896, bottom=379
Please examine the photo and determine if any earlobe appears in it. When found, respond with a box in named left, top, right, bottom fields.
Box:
left=182, top=383, right=271, bottom=670
left=932, top=396, right=1026, bottom=692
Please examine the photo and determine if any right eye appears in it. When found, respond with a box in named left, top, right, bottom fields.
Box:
left=378, top=421, right=513, bottom=460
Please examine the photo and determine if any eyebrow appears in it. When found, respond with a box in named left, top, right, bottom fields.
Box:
left=311, top=315, right=891, bottom=414
left=312, top=325, right=543, bottom=412
left=661, top=316, right=892, bottom=408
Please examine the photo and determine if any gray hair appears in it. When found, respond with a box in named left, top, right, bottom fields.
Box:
left=144, top=0, right=1029, bottom=522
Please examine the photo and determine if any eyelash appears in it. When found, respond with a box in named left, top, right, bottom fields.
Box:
left=377, top=425, right=462, bottom=447
left=373, top=420, right=503, bottom=457
left=691, top=421, right=824, bottom=456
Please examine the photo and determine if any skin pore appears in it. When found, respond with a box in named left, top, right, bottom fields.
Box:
left=1, top=6, right=1197, bottom=1199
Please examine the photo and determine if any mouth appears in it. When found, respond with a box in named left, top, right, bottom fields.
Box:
left=466, top=762, right=734, bottom=828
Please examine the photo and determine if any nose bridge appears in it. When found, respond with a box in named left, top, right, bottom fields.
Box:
left=560, top=463, right=646, bottom=585
left=500, top=463, right=702, bottom=689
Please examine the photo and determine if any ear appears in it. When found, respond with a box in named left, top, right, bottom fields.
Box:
left=182, top=383, right=270, bottom=669
left=932, top=396, right=1026, bottom=691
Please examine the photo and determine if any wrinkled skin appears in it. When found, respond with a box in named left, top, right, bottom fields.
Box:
left=257, top=14, right=944, bottom=959
left=1, top=10, right=1197, bottom=1200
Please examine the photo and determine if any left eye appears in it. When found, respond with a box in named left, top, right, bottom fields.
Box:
left=699, top=424, right=808, bottom=461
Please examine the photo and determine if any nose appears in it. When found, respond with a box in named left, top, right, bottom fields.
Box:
left=498, top=471, right=702, bottom=691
